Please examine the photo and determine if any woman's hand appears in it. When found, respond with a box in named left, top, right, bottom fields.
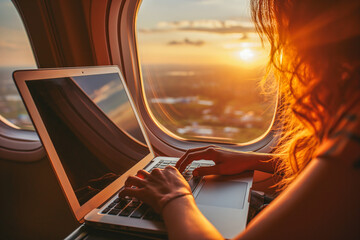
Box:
left=119, top=166, right=224, bottom=240
left=119, top=166, right=192, bottom=213
left=176, top=145, right=274, bottom=176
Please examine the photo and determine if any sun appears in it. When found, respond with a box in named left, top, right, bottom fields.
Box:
left=237, top=48, right=255, bottom=62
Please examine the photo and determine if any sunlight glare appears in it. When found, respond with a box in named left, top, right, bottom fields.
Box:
left=237, top=48, right=255, bottom=62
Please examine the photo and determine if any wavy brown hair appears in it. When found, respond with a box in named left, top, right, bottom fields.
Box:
left=251, top=0, right=360, bottom=189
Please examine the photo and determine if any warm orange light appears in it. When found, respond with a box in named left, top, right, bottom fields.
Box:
left=237, top=48, right=255, bottom=62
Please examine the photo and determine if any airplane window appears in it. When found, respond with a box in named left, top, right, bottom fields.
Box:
left=136, top=0, right=276, bottom=144
left=0, top=0, right=36, bottom=129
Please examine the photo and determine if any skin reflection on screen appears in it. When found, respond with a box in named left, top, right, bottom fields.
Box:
left=26, top=74, right=149, bottom=205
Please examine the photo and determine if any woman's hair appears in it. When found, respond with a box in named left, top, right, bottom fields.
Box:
left=251, top=0, right=360, bottom=189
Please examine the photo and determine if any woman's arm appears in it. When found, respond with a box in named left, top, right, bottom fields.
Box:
left=175, top=146, right=277, bottom=176
left=236, top=157, right=360, bottom=240
left=121, top=155, right=359, bottom=240
left=162, top=194, right=223, bottom=240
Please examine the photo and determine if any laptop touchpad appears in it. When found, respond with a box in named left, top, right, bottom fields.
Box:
left=195, top=180, right=248, bottom=209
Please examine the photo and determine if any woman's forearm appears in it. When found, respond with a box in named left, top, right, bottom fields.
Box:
left=248, top=152, right=278, bottom=174
left=162, top=195, right=224, bottom=240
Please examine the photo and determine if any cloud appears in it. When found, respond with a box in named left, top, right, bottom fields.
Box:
left=195, top=0, right=221, bottom=4
left=239, top=33, right=249, bottom=40
left=0, top=27, right=29, bottom=48
left=168, top=38, right=205, bottom=46
left=138, top=19, right=255, bottom=35
left=0, top=27, right=36, bottom=67
left=194, top=0, right=242, bottom=5
left=166, top=71, right=195, bottom=77
left=0, top=40, right=19, bottom=49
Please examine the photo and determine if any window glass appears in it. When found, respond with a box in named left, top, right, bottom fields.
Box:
left=0, top=0, right=36, bottom=129
left=136, top=0, right=276, bottom=143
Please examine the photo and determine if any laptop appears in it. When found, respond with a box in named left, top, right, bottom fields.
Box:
left=13, top=66, right=253, bottom=239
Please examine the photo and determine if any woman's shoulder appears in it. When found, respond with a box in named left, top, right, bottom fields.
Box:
left=315, top=96, right=360, bottom=169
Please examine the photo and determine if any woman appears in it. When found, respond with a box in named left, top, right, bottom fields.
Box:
left=120, top=0, right=360, bottom=239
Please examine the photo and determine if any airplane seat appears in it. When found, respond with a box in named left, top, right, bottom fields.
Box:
left=0, top=121, right=79, bottom=240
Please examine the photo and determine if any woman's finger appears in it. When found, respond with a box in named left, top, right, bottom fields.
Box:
left=164, top=166, right=184, bottom=179
left=165, top=165, right=178, bottom=172
left=193, top=165, right=219, bottom=176
left=175, top=145, right=216, bottom=169
left=118, top=187, right=144, bottom=200
left=177, top=147, right=219, bottom=173
left=124, top=176, right=146, bottom=188
left=148, top=168, right=166, bottom=182
left=150, top=168, right=162, bottom=175
left=176, top=146, right=216, bottom=171
left=137, top=169, right=150, bottom=179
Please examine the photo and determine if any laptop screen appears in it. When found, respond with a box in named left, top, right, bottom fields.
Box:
left=26, top=73, right=150, bottom=205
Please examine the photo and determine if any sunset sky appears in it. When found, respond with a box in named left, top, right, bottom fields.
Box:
left=0, top=0, right=269, bottom=67
left=0, top=0, right=36, bottom=67
left=136, top=0, right=269, bottom=67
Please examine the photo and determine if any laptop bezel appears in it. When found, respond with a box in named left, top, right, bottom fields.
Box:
left=13, top=66, right=156, bottom=221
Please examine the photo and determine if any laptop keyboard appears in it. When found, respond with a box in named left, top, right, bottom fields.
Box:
left=100, top=159, right=213, bottom=221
